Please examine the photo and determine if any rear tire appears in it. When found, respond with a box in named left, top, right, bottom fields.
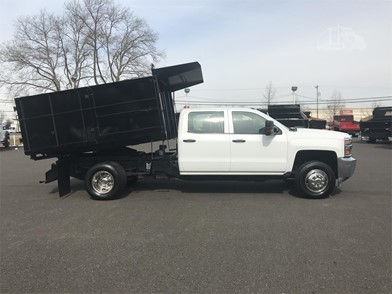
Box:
left=85, top=161, right=127, bottom=200
left=295, top=161, right=336, bottom=199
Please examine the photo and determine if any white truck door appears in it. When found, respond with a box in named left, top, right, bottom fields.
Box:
left=178, top=110, right=230, bottom=173
left=229, top=110, right=288, bottom=173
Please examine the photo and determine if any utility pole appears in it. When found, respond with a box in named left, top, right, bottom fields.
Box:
left=315, top=85, right=319, bottom=118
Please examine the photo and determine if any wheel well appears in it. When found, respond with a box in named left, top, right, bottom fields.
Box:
left=293, top=150, right=338, bottom=178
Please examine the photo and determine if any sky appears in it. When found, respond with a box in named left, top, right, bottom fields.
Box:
left=0, top=0, right=391, bottom=114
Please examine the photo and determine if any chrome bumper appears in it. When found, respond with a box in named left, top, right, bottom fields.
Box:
left=337, top=157, right=356, bottom=186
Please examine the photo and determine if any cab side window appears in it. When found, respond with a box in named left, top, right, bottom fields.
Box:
left=232, top=111, right=266, bottom=134
left=188, top=111, right=224, bottom=134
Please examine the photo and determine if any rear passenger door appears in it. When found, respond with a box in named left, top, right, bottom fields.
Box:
left=178, top=110, right=230, bottom=173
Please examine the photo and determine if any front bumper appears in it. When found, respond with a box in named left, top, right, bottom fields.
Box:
left=337, top=157, right=356, bottom=186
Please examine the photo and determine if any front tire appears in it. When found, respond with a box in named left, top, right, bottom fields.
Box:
left=295, top=161, right=336, bottom=199
left=85, top=162, right=127, bottom=200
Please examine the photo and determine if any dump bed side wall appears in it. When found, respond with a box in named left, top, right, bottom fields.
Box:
left=16, top=77, right=175, bottom=158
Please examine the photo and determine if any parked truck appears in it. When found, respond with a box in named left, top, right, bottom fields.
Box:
left=332, top=110, right=360, bottom=137
left=360, top=106, right=392, bottom=143
left=303, top=111, right=327, bottom=130
left=267, top=104, right=309, bottom=128
left=266, top=106, right=327, bottom=130
left=15, top=62, right=356, bottom=200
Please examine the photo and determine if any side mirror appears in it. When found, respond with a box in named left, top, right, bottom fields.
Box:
left=264, top=120, right=275, bottom=136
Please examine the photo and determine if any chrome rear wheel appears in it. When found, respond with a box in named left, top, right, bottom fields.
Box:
left=85, top=162, right=127, bottom=200
left=91, top=171, right=115, bottom=194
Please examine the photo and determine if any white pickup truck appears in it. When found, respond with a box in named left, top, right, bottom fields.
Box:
left=176, top=108, right=356, bottom=198
left=15, top=62, right=356, bottom=200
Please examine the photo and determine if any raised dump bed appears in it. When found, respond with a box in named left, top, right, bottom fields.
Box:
left=15, top=62, right=203, bottom=159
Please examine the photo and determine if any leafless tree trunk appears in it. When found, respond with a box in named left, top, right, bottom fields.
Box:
left=59, top=4, right=92, bottom=89
left=263, top=81, right=276, bottom=106
left=0, top=0, right=164, bottom=96
left=326, top=89, right=345, bottom=123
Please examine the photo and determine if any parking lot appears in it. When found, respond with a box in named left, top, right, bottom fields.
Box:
left=0, top=139, right=391, bottom=293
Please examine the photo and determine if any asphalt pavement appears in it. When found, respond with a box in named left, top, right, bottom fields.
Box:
left=0, top=140, right=391, bottom=293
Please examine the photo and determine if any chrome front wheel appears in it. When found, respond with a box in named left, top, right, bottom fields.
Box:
left=295, top=161, right=336, bottom=199
left=304, top=169, right=329, bottom=194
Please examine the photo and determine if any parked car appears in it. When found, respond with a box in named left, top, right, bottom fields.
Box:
left=0, top=125, right=11, bottom=147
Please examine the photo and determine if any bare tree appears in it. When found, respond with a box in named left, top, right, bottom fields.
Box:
left=0, top=11, right=63, bottom=95
left=371, top=100, right=380, bottom=109
left=263, top=81, right=276, bottom=106
left=326, top=89, right=345, bottom=123
left=0, top=0, right=164, bottom=96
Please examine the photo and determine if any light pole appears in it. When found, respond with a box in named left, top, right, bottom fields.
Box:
left=315, top=85, right=319, bottom=118
left=184, top=88, right=190, bottom=108
left=291, top=86, right=298, bottom=104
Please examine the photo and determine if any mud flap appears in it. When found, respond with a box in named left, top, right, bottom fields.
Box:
left=45, top=160, right=71, bottom=196
left=57, top=159, right=71, bottom=197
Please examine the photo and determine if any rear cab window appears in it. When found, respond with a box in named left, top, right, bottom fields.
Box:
left=188, top=111, right=225, bottom=134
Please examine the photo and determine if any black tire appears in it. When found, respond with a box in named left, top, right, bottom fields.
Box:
left=295, top=161, right=336, bottom=199
left=85, top=161, right=127, bottom=200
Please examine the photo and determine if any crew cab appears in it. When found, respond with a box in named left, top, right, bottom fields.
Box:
left=177, top=108, right=355, bottom=198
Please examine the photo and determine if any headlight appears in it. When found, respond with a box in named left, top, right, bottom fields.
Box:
left=344, top=137, right=352, bottom=157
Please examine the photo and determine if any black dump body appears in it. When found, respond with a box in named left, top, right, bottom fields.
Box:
left=267, top=104, right=309, bottom=128
left=360, top=106, right=392, bottom=139
left=308, top=119, right=327, bottom=129
left=15, top=62, right=203, bottom=159
left=360, top=107, right=392, bottom=128
left=303, top=111, right=327, bottom=129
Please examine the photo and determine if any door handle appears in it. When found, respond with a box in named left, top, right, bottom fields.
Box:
left=183, top=139, right=196, bottom=143
left=232, top=139, right=246, bottom=143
